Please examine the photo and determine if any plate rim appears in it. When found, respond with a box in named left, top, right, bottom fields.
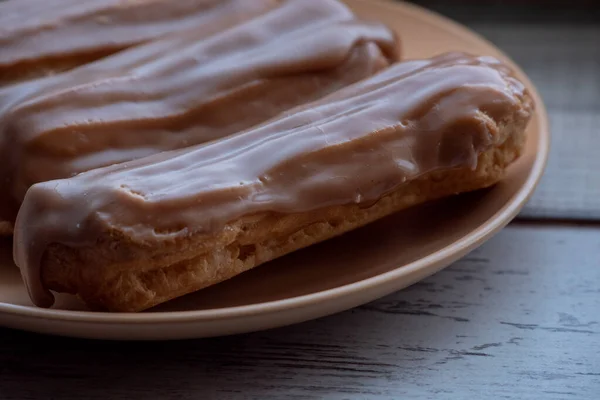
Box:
left=0, top=0, right=550, bottom=325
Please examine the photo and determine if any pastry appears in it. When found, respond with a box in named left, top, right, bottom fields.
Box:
left=14, top=52, right=534, bottom=312
left=0, top=0, right=398, bottom=229
left=0, top=0, right=281, bottom=86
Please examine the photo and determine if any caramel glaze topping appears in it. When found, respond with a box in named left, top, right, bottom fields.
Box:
left=0, top=0, right=281, bottom=85
left=14, top=52, right=534, bottom=308
left=0, top=0, right=398, bottom=222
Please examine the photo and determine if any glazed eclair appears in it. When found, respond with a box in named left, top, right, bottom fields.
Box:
left=0, top=0, right=398, bottom=229
left=0, top=0, right=282, bottom=86
left=14, top=52, right=534, bottom=312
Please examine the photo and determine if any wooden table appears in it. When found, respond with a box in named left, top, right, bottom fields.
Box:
left=1, top=2, right=599, bottom=399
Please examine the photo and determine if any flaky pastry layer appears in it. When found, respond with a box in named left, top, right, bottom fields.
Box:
left=13, top=52, right=534, bottom=312
left=40, top=117, right=527, bottom=312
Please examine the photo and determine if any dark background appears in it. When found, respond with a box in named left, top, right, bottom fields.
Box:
left=407, top=0, right=600, bottom=24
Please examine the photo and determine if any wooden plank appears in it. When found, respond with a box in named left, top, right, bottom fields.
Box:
left=0, top=224, right=598, bottom=399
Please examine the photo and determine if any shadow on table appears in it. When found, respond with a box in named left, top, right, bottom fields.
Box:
left=0, top=254, right=505, bottom=398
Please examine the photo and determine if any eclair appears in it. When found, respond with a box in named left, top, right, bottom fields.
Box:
left=13, top=52, right=534, bottom=312
left=0, top=0, right=398, bottom=229
left=0, top=0, right=281, bottom=86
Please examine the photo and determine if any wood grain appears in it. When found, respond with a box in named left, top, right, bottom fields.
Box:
left=1, top=225, right=598, bottom=399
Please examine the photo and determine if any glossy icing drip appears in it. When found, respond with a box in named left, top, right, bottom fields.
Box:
left=13, top=52, right=533, bottom=308
left=0, top=0, right=281, bottom=83
left=0, top=0, right=397, bottom=220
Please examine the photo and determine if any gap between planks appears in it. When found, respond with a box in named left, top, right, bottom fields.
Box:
left=512, top=216, right=600, bottom=228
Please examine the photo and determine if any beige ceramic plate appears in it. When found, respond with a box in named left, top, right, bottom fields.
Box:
left=0, top=0, right=549, bottom=340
